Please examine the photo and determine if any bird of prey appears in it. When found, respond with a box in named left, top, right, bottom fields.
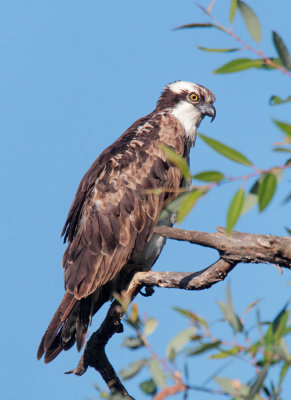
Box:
left=37, top=81, right=216, bottom=363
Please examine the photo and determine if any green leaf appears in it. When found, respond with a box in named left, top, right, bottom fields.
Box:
left=144, top=318, right=158, bottom=336
left=272, top=31, right=291, bottom=70
left=209, top=347, right=240, bottom=359
left=166, top=327, right=196, bottom=361
left=172, top=307, right=209, bottom=329
left=122, top=336, right=144, bottom=349
left=214, top=377, right=249, bottom=397
left=187, top=341, right=221, bottom=356
left=273, top=120, right=291, bottom=139
left=285, top=227, right=291, bottom=235
left=237, top=1, right=262, bottom=43
left=270, top=95, right=291, bottom=106
left=258, top=173, right=277, bottom=212
left=119, top=358, right=148, bottom=380
left=199, top=133, right=253, bottom=166
left=279, top=363, right=290, bottom=388
left=229, top=0, right=237, bottom=23
left=158, top=192, right=189, bottom=221
left=272, top=303, right=289, bottom=339
left=226, top=188, right=245, bottom=235
left=196, top=45, right=240, bottom=53
left=218, top=283, right=243, bottom=333
left=177, top=189, right=205, bottom=223
left=139, top=378, right=157, bottom=395
left=193, top=170, right=225, bottom=182
left=241, top=180, right=260, bottom=215
left=273, top=147, right=291, bottom=153
left=160, top=145, right=191, bottom=180
left=175, top=23, right=215, bottom=30
left=246, top=364, right=269, bottom=400
left=149, top=358, right=166, bottom=388
left=213, top=58, right=264, bottom=73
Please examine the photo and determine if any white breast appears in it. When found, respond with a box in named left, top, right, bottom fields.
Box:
left=171, top=101, right=202, bottom=146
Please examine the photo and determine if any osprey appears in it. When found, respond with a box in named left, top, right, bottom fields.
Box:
left=37, top=81, right=216, bottom=363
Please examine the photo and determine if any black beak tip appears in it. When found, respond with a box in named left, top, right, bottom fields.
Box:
left=210, top=105, right=216, bottom=123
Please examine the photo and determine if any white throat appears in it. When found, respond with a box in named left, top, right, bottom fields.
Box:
left=171, top=101, right=203, bottom=146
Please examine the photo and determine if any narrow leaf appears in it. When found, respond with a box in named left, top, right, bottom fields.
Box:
left=160, top=145, right=191, bottom=180
left=229, top=0, right=237, bottom=23
left=175, top=23, right=215, bottom=30
left=149, top=358, right=166, bottom=388
left=285, top=227, right=291, bottom=235
left=258, top=173, right=277, bottom=212
left=199, top=133, right=253, bottom=166
left=279, top=363, right=290, bottom=388
left=119, top=359, right=148, bottom=380
left=237, top=1, right=262, bottom=43
left=215, top=377, right=247, bottom=397
left=241, top=179, right=260, bottom=215
left=145, top=318, right=158, bottom=336
left=226, top=188, right=245, bottom=235
left=269, top=95, right=291, bottom=106
left=272, top=31, right=291, bottom=70
left=196, top=45, right=240, bottom=53
left=172, top=307, right=209, bottom=329
left=177, top=189, right=204, bottom=223
left=273, top=120, right=291, bottom=139
left=246, top=364, right=269, bottom=400
left=209, top=347, right=240, bottom=359
left=213, top=58, right=264, bottom=73
left=166, top=327, right=196, bottom=361
left=158, top=192, right=189, bottom=221
left=187, top=341, right=221, bottom=356
left=193, top=170, right=225, bottom=182
left=273, top=147, right=291, bottom=153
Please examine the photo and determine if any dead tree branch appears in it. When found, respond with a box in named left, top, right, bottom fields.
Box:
left=67, top=226, right=291, bottom=398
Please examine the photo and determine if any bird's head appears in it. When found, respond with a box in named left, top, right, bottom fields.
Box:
left=156, top=81, right=216, bottom=142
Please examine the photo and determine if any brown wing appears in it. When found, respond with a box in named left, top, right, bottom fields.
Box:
left=63, top=116, right=185, bottom=300
left=37, top=112, right=186, bottom=362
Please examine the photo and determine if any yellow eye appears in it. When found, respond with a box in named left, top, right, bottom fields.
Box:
left=189, top=93, right=198, bottom=102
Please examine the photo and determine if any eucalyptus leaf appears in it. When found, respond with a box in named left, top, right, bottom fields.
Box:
left=175, top=23, right=215, bottom=30
left=144, top=318, right=158, bottom=336
left=122, top=336, right=144, bottom=349
left=246, top=364, right=269, bottom=400
left=160, top=144, right=191, bottom=180
left=270, top=95, right=291, bottom=106
left=196, top=45, right=240, bottom=53
left=273, top=119, right=291, bottom=138
left=158, top=192, right=189, bottom=221
left=177, top=189, right=205, bottom=223
left=213, top=58, right=264, bottom=74
left=199, top=133, right=252, bottom=166
left=273, top=147, right=291, bottom=153
left=166, top=327, right=196, bottom=361
left=193, top=170, right=225, bottom=182
left=226, top=188, right=245, bottom=235
left=149, top=358, right=166, bottom=388
left=237, top=1, right=262, bottom=43
left=241, top=180, right=260, bottom=215
left=119, top=358, right=148, bottom=380
left=187, top=341, right=221, bottom=356
left=209, top=347, right=240, bottom=359
left=229, top=0, right=237, bottom=23
left=272, top=31, right=291, bottom=70
left=258, top=173, right=277, bottom=212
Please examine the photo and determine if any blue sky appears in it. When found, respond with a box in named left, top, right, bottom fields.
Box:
left=1, top=1, right=291, bottom=399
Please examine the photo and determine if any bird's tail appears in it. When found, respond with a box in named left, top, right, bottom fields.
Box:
left=37, top=286, right=110, bottom=363
left=37, top=292, right=78, bottom=363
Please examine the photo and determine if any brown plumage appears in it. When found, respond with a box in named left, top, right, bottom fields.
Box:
left=37, top=81, right=216, bottom=363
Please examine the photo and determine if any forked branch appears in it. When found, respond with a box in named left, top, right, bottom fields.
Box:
left=67, top=226, right=291, bottom=398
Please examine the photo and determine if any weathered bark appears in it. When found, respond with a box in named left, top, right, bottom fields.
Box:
left=67, top=226, right=291, bottom=398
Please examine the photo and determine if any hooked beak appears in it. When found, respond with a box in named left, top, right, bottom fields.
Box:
left=198, top=103, right=216, bottom=122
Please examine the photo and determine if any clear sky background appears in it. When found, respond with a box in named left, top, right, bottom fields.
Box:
left=1, top=1, right=291, bottom=399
